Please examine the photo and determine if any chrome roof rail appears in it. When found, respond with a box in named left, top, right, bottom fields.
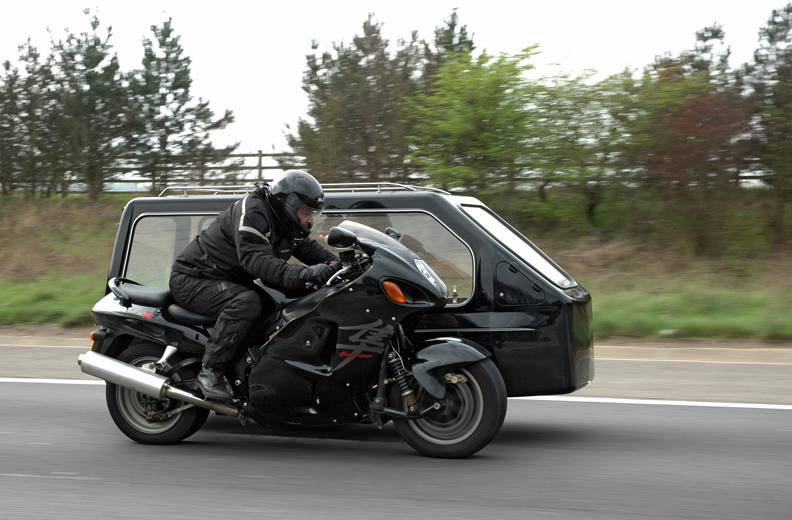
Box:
left=158, top=182, right=449, bottom=197
left=158, top=185, right=260, bottom=197
left=320, top=182, right=450, bottom=195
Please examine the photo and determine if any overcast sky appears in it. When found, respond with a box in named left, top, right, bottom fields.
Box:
left=1, top=1, right=789, bottom=156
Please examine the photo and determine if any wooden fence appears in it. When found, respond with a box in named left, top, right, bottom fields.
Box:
left=106, top=151, right=305, bottom=191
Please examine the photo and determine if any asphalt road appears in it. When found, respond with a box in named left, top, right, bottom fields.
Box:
left=2, top=329, right=791, bottom=518
left=1, top=381, right=790, bottom=520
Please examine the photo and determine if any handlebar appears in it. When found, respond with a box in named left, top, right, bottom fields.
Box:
left=304, top=264, right=352, bottom=291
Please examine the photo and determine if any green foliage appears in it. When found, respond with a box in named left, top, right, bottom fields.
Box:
left=0, top=10, right=235, bottom=198
left=285, top=15, right=423, bottom=182
left=407, top=47, right=539, bottom=203
left=742, top=4, right=792, bottom=245
left=280, top=4, right=792, bottom=258
left=127, top=19, right=238, bottom=192
left=527, top=71, right=630, bottom=226
left=0, top=60, right=22, bottom=194
left=283, top=11, right=474, bottom=183
left=50, top=12, right=131, bottom=199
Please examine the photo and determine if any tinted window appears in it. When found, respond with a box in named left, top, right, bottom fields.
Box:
left=125, top=214, right=217, bottom=287
left=462, top=205, right=576, bottom=288
left=308, top=211, right=474, bottom=303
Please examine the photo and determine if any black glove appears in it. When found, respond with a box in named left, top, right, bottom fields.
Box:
left=300, top=261, right=341, bottom=288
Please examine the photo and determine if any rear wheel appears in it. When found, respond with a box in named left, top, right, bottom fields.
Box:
left=391, top=358, right=507, bottom=458
left=106, top=343, right=209, bottom=445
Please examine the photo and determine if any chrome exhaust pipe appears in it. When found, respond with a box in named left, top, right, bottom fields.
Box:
left=78, top=351, right=245, bottom=419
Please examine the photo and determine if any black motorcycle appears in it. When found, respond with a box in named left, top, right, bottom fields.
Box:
left=79, top=221, right=507, bottom=458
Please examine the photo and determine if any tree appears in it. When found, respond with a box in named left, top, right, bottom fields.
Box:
left=50, top=11, right=131, bottom=200
left=743, top=3, right=792, bottom=244
left=0, top=61, right=22, bottom=195
left=620, top=26, right=756, bottom=254
left=523, top=71, right=632, bottom=227
left=128, top=19, right=236, bottom=192
left=16, top=39, right=70, bottom=197
left=407, top=47, right=540, bottom=208
left=283, top=12, right=474, bottom=184
left=422, top=9, right=475, bottom=90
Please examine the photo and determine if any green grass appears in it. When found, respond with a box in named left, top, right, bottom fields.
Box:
left=591, top=285, right=792, bottom=340
left=0, top=273, right=106, bottom=327
left=2, top=271, right=790, bottom=341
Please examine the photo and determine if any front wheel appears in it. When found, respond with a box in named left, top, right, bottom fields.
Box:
left=391, top=358, right=507, bottom=458
left=106, top=343, right=209, bottom=445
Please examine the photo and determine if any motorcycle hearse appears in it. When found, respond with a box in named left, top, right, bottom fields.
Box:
left=79, top=182, right=594, bottom=458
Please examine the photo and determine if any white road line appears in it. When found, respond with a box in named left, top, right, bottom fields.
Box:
left=516, top=396, right=792, bottom=410
left=0, top=344, right=88, bottom=349
left=0, top=377, right=789, bottom=409
left=599, top=358, right=792, bottom=366
left=1, top=473, right=99, bottom=481
left=0, top=378, right=104, bottom=385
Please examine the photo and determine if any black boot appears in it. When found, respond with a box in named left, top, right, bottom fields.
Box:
left=196, top=365, right=234, bottom=401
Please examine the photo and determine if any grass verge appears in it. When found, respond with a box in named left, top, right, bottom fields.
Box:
left=590, top=285, right=792, bottom=340
left=1, top=272, right=791, bottom=340
left=0, top=273, right=106, bottom=327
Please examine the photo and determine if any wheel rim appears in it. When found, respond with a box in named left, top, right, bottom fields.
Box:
left=408, top=368, right=484, bottom=445
left=115, top=355, right=183, bottom=435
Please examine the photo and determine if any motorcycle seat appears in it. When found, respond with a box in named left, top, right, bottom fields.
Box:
left=122, top=285, right=174, bottom=307
left=167, top=304, right=216, bottom=326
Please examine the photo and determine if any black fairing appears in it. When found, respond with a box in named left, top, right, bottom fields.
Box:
left=246, top=241, right=447, bottom=423
left=92, top=292, right=212, bottom=356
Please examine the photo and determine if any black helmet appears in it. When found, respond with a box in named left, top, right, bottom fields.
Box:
left=267, top=170, right=324, bottom=239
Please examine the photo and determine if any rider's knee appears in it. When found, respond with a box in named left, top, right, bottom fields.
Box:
left=232, top=289, right=263, bottom=321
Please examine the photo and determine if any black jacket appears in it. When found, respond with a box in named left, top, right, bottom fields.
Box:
left=172, top=187, right=337, bottom=290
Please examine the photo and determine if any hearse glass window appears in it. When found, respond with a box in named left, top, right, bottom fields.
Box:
left=307, top=211, right=474, bottom=303
left=125, top=214, right=217, bottom=287
left=461, top=205, right=577, bottom=288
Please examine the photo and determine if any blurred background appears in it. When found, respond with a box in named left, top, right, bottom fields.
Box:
left=0, top=1, right=791, bottom=340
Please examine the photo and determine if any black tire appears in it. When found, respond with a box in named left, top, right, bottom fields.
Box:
left=391, top=358, right=507, bottom=458
left=106, top=343, right=209, bottom=445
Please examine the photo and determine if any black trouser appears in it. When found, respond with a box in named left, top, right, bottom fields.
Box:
left=169, top=272, right=264, bottom=370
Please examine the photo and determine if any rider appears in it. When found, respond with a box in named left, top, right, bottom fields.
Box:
left=169, top=170, right=340, bottom=401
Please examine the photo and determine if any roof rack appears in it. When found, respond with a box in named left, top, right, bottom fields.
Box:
left=321, top=182, right=449, bottom=195
left=159, top=185, right=259, bottom=197
left=159, top=182, right=449, bottom=197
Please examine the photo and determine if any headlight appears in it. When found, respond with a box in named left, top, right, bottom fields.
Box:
left=414, top=259, right=447, bottom=297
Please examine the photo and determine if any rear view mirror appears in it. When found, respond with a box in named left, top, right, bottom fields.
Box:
left=385, top=227, right=402, bottom=240
left=327, top=227, right=357, bottom=248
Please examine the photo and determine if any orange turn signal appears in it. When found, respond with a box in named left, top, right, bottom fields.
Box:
left=383, top=281, right=407, bottom=304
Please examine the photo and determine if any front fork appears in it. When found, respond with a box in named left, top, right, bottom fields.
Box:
left=369, top=326, right=444, bottom=424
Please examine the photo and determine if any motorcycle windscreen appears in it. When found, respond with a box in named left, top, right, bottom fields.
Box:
left=337, top=220, right=407, bottom=250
